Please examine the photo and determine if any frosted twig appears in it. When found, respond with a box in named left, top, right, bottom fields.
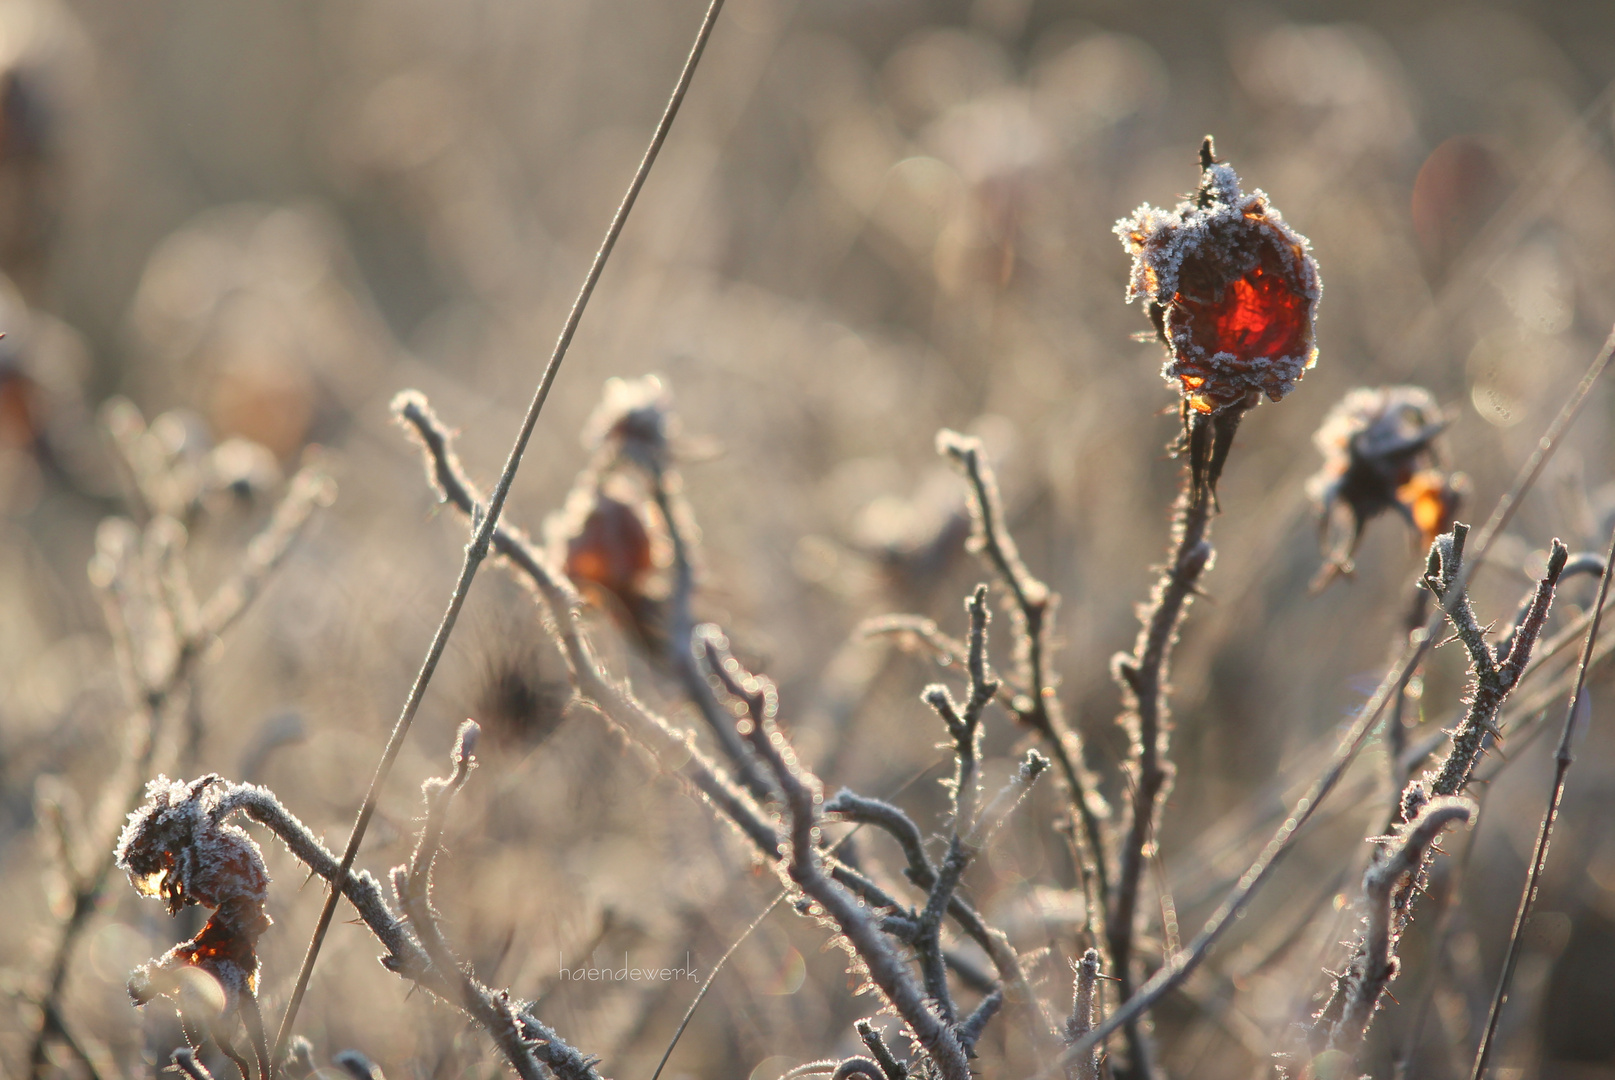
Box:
left=701, top=635, right=973, bottom=1080
left=937, top=431, right=1111, bottom=943
left=1329, top=798, right=1476, bottom=1056
left=1064, top=950, right=1102, bottom=1080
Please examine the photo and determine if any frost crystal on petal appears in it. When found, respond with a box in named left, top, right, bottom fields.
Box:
left=1116, top=153, right=1322, bottom=414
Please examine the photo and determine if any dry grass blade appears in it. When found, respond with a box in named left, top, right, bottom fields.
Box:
left=649, top=893, right=786, bottom=1080
left=1469, top=518, right=1615, bottom=1079
left=270, top=0, right=730, bottom=1062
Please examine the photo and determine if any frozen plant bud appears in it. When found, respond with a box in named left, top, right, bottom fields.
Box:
left=116, top=775, right=272, bottom=1010
left=1116, top=137, right=1322, bottom=416
left=1307, top=385, right=1463, bottom=584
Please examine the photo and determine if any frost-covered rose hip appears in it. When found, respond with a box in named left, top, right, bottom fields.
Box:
left=1114, top=138, right=1322, bottom=502
left=1116, top=139, right=1321, bottom=416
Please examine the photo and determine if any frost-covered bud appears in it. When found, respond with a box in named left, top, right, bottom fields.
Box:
left=1116, top=139, right=1321, bottom=416
left=116, top=775, right=272, bottom=1010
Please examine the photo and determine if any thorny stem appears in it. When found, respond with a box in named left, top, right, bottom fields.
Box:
left=1308, top=528, right=1567, bottom=1055
left=272, top=0, right=728, bottom=1060
left=1424, top=529, right=1568, bottom=797
left=1394, top=800, right=1483, bottom=1079
left=1108, top=474, right=1213, bottom=1079
left=1330, top=798, right=1476, bottom=1057
left=937, top=431, right=1112, bottom=936
left=1471, top=520, right=1615, bottom=1079
left=1383, top=587, right=1429, bottom=825
left=392, top=723, right=549, bottom=1080
left=1064, top=950, right=1102, bottom=1080
left=1029, top=319, right=1615, bottom=1080
left=855, top=1021, right=907, bottom=1080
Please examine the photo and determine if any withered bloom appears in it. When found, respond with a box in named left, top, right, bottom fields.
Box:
left=1116, top=138, right=1322, bottom=499
left=1307, top=385, right=1462, bottom=585
left=116, top=775, right=271, bottom=1014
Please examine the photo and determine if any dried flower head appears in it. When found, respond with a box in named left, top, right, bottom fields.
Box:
left=1307, top=385, right=1462, bottom=583
left=1116, top=138, right=1322, bottom=416
left=116, top=774, right=271, bottom=1010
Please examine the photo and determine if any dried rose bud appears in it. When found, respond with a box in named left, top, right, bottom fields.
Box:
left=117, top=775, right=272, bottom=1010
left=1116, top=138, right=1322, bottom=416
left=1306, top=385, right=1462, bottom=584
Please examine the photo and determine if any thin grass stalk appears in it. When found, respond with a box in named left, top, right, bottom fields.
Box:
left=269, top=0, right=729, bottom=1061
left=1470, top=519, right=1615, bottom=1078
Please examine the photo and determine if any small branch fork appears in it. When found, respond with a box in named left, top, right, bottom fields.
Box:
left=936, top=432, right=1112, bottom=937
left=396, top=393, right=1053, bottom=1076
left=1422, top=525, right=1567, bottom=797
left=700, top=623, right=1046, bottom=1078
left=272, top=0, right=730, bottom=1060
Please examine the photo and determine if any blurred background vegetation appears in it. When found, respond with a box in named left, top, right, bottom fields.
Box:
left=4, top=0, right=1615, bottom=1077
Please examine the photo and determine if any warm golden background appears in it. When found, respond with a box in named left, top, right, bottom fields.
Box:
left=4, top=0, right=1615, bottom=1077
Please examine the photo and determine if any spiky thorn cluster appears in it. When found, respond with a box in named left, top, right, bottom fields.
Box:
left=1420, top=524, right=1568, bottom=797
left=1323, top=797, right=1475, bottom=1055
